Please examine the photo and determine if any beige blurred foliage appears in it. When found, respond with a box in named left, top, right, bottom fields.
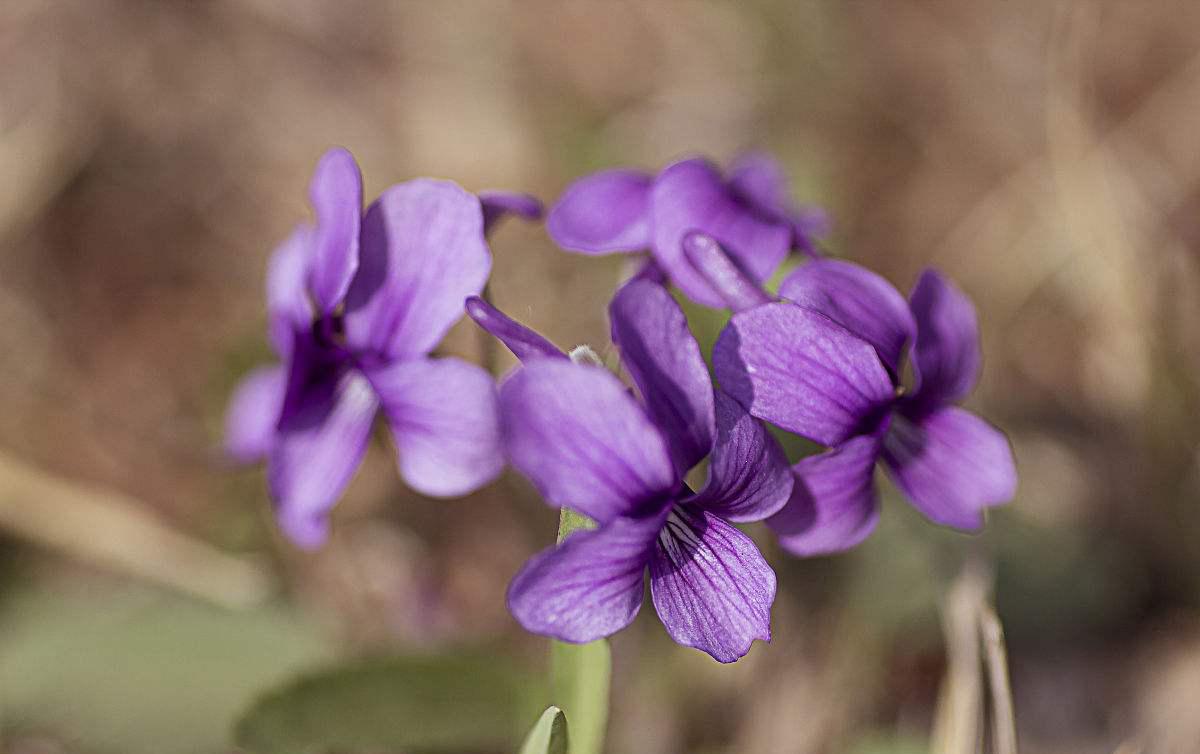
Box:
left=2, top=1, right=1200, bottom=753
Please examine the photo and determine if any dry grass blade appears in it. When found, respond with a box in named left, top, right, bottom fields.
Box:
left=0, top=450, right=273, bottom=608
left=933, top=565, right=986, bottom=754
left=981, top=605, right=1017, bottom=754
left=934, top=561, right=1022, bottom=754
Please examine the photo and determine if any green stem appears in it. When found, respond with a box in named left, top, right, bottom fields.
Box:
left=550, top=508, right=611, bottom=754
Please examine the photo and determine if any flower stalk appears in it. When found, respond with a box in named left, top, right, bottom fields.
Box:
left=550, top=507, right=610, bottom=754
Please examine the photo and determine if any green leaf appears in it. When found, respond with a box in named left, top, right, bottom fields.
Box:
left=517, top=706, right=569, bottom=754
left=235, top=652, right=541, bottom=754
left=0, top=587, right=327, bottom=754
left=551, top=639, right=610, bottom=754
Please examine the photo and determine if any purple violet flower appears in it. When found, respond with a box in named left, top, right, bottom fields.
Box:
left=545, top=153, right=828, bottom=308
left=684, top=233, right=1017, bottom=555
left=468, top=281, right=793, bottom=662
left=224, top=148, right=541, bottom=548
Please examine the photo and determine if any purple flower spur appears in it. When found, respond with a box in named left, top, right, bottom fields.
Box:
left=224, top=148, right=540, bottom=547
left=468, top=281, right=793, bottom=662
left=686, top=233, right=1017, bottom=555
left=545, top=152, right=828, bottom=308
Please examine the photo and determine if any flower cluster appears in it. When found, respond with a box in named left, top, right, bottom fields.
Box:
left=226, top=149, right=1016, bottom=662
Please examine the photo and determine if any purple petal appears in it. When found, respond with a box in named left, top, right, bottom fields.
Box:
left=778, top=259, right=916, bottom=374
left=908, top=269, right=981, bottom=409
left=266, top=224, right=314, bottom=359
left=224, top=365, right=286, bottom=463
left=499, top=360, right=677, bottom=524
left=881, top=407, right=1016, bottom=529
left=507, top=511, right=665, bottom=643
left=268, top=369, right=378, bottom=549
left=686, top=390, right=792, bottom=523
left=465, top=296, right=566, bottom=362
left=478, top=190, right=544, bottom=235
left=728, top=152, right=830, bottom=254
left=681, top=232, right=773, bottom=313
left=727, top=151, right=793, bottom=223
left=307, top=147, right=362, bottom=314
left=276, top=328, right=348, bottom=428
left=609, top=279, right=714, bottom=475
left=546, top=169, right=653, bottom=254
left=629, top=256, right=668, bottom=284
left=650, top=158, right=792, bottom=307
left=367, top=357, right=504, bottom=498
left=790, top=206, right=832, bottom=242
left=713, top=303, right=896, bottom=447
left=649, top=507, right=775, bottom=663
left=768, top=433, right=881, bottom=556
left=343, top=179, right=491, bottom=360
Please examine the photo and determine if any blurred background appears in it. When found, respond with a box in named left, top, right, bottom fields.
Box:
left=2, top=1, right=1199, bottom=753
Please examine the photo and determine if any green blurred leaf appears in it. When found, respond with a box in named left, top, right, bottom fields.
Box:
left=843, top=490, right=946, bottom=642
left=235, top=652, right=540, bottom=754
left=846, top=732, right=930, bottom=754
left=0, top=587, right=328, bottom=754
left=517, top=706, right=569, bottom=754
left=551, top=640, right=609, bottom=754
